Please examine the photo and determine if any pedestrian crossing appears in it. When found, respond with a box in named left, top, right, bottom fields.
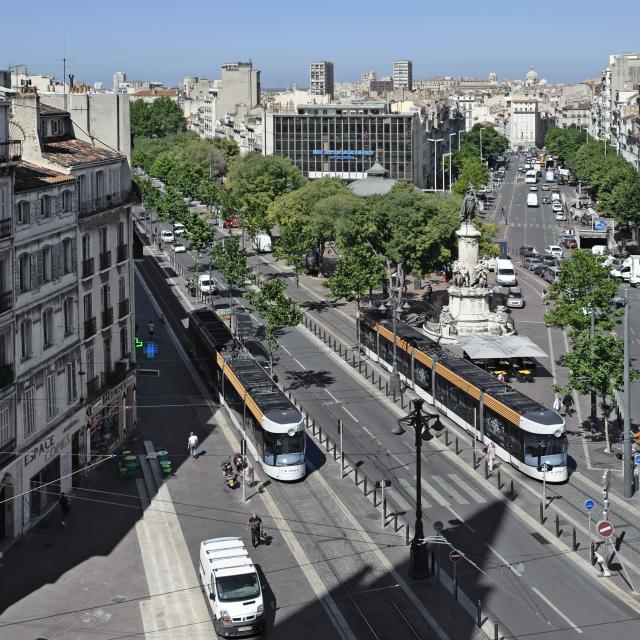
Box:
left=391, top=473, right=488, bottom=512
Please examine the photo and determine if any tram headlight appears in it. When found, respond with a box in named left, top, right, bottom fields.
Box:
left=287, top=427, right=297, bottom=437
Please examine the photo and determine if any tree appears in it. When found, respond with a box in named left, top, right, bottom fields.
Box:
left=274, top=219, right=316, bottom=300
left=544, top=125, right=587, bottom=171
left=210, top=237, right=252, bottom=297
left=457, top=124, right=509, bottom=165
left=452, top=156, right=489, bottom=194
left=131, top=98, right=186, bottom=139
left=185, top=214, right=216, bottom=282
left=610, top=174, right=640, bottom=229
left=246, top=277, right=302, bottom=371
left=476, top=219, right=501, bottom=258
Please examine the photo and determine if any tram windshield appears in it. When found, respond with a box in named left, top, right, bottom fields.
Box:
left=523, top=432, right=567, bottom=468
left=264, top=431, right=305, bottom=467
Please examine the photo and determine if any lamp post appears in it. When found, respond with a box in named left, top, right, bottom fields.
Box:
left=428, top=138, right=443, bottom=192
left=479, top=126, right=487, bottom=162
left=379, top=292, right=410, bottom=397
left=448, top=132, right=458, bottom=192
left=395, top=399, right=441, bottom=579
left=458, top=128, right=466, bottom=151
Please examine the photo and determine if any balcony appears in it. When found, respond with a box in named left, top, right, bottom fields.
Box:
left=82, top=257, right=95, bottom=279
left=118, top=298, right=130, bottom=318
left=84, top=317, right=97, bottom=340
left=102, top=307, right=114, bottom=328
left=0, top=290, right=12, bottom=313
left=87, top=375, right=101, bottom=400
left=99, top=250, right=112, bottom=271
left=105, top=361, right=129, bottom=388
left=78, top=191, right=129, bottom=217
left=117, top=243, right=128, bottom=263
left=0, top=140, right=22, bottom=163
left=0, top=218, right=11, bottom=239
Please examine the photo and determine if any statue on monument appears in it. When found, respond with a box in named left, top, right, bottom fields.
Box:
left=470, top=262, right=488, bottom=288
left=461, top=186, right=478, bottom=223
left=451, top=260, right=469, bottom=287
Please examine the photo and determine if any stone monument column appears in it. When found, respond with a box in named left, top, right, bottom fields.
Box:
left=456, top=221, right=481, bottom=274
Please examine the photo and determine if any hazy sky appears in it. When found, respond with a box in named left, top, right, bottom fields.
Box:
left=5, top=1, right=640, bottom=88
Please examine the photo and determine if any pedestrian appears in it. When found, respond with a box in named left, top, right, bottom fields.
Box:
left=486, top=441, right=496, bottom=473
left=246, top=512, right=263, bottom=549
left=59, top=492, right=70, bottom=527
left=553, top=394, right=562, bottom=413
left=425, top=283, right=433, bottom=299
left=187, top=432, right=199, bottom=459
left=147, top=321, right=155, bottom=338
left=563, top=393, right=574, bottom=416
left=497, top=372, right=506, bottom=383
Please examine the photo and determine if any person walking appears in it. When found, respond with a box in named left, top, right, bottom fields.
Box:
left=59, top=493, right=70, bottom=527
left=147, top=321, right=155, bottom=338
left=246, top=512, right=263, bottom=549
left=497, top=372, right=506, bottom=383
left=486, top=441, right=496, bottom=473
left=187, top=432, right=199, bottom=459
left=553, top=394, right=562, bottom=413
left=563, top=393, right=574, bottom=416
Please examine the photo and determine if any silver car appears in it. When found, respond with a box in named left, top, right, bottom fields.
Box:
left=506, top=288, right=525, bottom=308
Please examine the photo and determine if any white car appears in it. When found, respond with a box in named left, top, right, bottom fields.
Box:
left=545, top=245, right=563, bottom=258
left=172, top=243, right=187, bottom=253
left=555, top=211, right=567, bottom=221
left=173, top=223, right=187, bottom=236
left=552, top=201, right=564, bottom=212
left=160, top=230, right=175, bottom=243
left=197, top=274, right=218, bottom=296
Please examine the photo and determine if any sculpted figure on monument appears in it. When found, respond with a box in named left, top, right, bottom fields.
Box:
left=461, top=186, right=478, bottom=223
left=471, top=262, right=488, bottom=288
left=451, top=259, right=468, bottom=287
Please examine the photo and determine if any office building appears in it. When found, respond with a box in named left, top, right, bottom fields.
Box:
left=309, top=61, right=334, bottom=99
left=216, top=62, right=260, bottom=119
left=393, top=60, right=413, bottom=92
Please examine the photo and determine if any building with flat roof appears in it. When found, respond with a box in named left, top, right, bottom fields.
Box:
left=309, top=61, right=334, bottom=99
left=393, top=60, right=413, bottom=92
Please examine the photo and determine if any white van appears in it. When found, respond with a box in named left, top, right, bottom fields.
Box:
left=252, top=233, right=272, bottom=253
left=527, top=193, right=539, bottom=207
left=199, top=537, right=265, bottom=637
left=495, top=259, right=517, bottom=286
left=551, top=192, right=561, bottom=203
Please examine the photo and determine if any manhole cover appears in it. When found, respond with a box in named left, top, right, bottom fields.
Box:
left=41, top=542, right=56, bottom=550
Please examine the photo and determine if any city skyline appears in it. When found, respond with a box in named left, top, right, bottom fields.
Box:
left=4, top=0, right=640, bottom=88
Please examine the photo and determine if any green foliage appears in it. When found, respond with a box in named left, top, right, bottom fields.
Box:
left=609, top=174, right=640, bottom=227
left=544, top=125, right=587, bottom=171
left=130, top=98, right=186, bottom=139
left=326, top=244, right=386, bottom=306
left=457, top=124, right=509, bottom=165
left=210, top=237, right=252, bottom=295
left=186, top=214, right=216, bottom=256
left=476, top=219, right=500, bottom=258
left=274, top=219, right=316, bottom=296
left=246, top=277, right=302, bottom=363
left=544, top=250, right=621, bottom=334
left=452, top=156, right=489, bottom=194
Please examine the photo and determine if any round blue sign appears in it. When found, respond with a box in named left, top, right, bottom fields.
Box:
left=585, top=499, right=595, bottom=511
left=635, top=454, right=640, bottom=465
left=433, top=520, right=444, bottom=531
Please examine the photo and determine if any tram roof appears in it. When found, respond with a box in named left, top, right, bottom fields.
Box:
left=361, top=308, right=560, bottom=424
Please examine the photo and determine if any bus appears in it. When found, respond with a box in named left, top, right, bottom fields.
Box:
left=525, top=170, right=537, bottom=184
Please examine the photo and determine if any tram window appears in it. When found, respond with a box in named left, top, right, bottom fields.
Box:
left=398, top=348, right=411, bottom=378
left=523, top=432, right=567, bottom=466
left=414, top=360, right=431, bottom=393
left=435, top=374, right=449, bottom=405
left=360, top=323, right=377, bottom=351
left=483, top=407, right=509, bottom=449
left=508, top=428, right=524, bottom=461
left=263, top=431, right=305, bottom=466
left=379, top=335, right=393, bottom=366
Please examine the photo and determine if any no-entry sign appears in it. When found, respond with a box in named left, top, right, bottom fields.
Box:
left=596, top=520, right=615, bottom=539
left=449, top=550, right=462, bottom=562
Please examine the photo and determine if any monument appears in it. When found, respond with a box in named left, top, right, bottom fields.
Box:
left=423, top=187, right=514, bottom=343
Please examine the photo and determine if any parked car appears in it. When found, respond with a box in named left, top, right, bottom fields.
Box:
left=544, top=266, right=562, bottom=284
left=160, top=230, right=175, bottom=243
left=555, top=211, right=567, bottom=221
left=541, top=185, right=551, bottom=191
left=173, top=222, right=187, bottom=236
left=172, top=243, right=187, bottom=253
left=519, top=245, right=538, bottom=258
left=529, top=186, right=538, bottom=192
left=563, top=237, right=578, bottom=249
left=506, top=288, right=525, bottom=308
left=545, top=245, right=563, bottom=258
left=197, top=274, right=219, bottom=296
left=533, top=263, right=548, bottom=277
left=522, top=255, right=542, bottom=271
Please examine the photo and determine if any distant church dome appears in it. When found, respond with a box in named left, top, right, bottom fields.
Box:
left=525, top=66, right=538, bottom=84
left=539, top=78, right=549, bottom=86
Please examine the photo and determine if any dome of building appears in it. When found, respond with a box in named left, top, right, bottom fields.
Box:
left=539, top=78, right=548, bottom=86
left=525, top=66, right=538, bottom=83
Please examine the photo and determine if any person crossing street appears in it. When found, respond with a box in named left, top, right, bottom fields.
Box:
left=246, top=512, right=263, bottom=549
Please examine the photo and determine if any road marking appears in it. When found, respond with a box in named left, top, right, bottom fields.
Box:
left=446, top=474, right=486, bottom=503
left=399, top=477, right=432, bottom=509
left=486, top=542, right=522, bottom=576
left=294, top=358, right=308, bottom=370
left=362, top=426, right=375, bottom=437
left=342, top=406, right=360, bottom=423
left=446, top=506, right=476, bottom=533
left=432, top=475, right=469, bottom=504
left=532, top=587, right=583, bottom=634
left=420, top=476, right=450, bottom=506
left=325, top=388, right=340, bottom=404
left=281, top=345, right=292, bottom=355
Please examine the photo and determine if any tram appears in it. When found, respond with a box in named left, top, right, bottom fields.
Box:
left=360, top=309, right=568, bottom=482
left=188, top=308, right=306, bottom=481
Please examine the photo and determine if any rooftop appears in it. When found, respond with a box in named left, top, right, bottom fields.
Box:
left=42, top=136, right=123, bottom=168
left=40, top=102, right=70, bottom=117
left=14, top=161, right=75, bottom=192
left=132, top=89, right=178, bottom=98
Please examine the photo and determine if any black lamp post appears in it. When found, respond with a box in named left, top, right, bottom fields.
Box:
left=396, top=398, right=441, bottom=579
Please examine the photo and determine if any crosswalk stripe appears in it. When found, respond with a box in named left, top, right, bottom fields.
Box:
left=432, top=476, right=469, bottom=504
left=447, top=474, right=487, bottom=503
left=399, top=478, right=432, bottom=509
left=386, top=486, right=415, bottom=515
left=419, top=476, right=450, bottom=506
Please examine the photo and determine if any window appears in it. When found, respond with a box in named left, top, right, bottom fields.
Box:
left=62, top=191, right=72, bottom=212
left=120, top=324, right=129, bottom=359
left=42, top=246, right=52, bottom=282
left=52, top=119, right=59, bottom=135
left=40, top=195, right=51, bottom=218
left=43, top=308, right=54, bottom=348
left=81, top=234, right=91, bottom=260
left=66, top=360, right=77, bottom=403
left=20, top=320, right=32, bottom=360
left=22, top=386, right=36, bottom=436
left=99, top=227, right=108, bottom=254
left=103, top=336, right=112, bottom=373
left=19, top=254, right=30, bottom=292
left=86, top=347, right=95, bottom=381
left=117, top=221, right=125, bottom=246
left=16, top=201, right=30, bottom=224
left=45, top=373, right=57, bottom=419
left=0, top=406, right=10, bottom=447
left=118, top=275, right=126, bottom=302
left=101, top=284, right=111, bottom=312
left=0, top=333, right=7, bottom=366
left=63, top=297, right=74, bottom=336
left=83, top=293, right=93, bottom=321
left=79, top=173, right=88, bottom=203
left=96, top=170, right=105, bottom=200
left=62, top=238, right=73, bottom=274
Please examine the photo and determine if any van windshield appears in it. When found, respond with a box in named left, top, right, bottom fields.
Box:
left=499, top=268, right=515, bottom=276
left=217, top=572, right=260, bottom=602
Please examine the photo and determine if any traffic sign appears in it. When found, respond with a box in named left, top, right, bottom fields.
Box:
left=433, top=521, right=444, bottom=532
left=584, top=499, right=595, bottom=511
left=596, top=520, right=615, bottom=539
left=634, top=454, right=640, bottom=465
left=594, top=218, right=606, bottom=231
left=449, top=550, right=461, bottom=562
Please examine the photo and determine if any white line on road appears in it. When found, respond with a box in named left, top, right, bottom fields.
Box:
left=400, top=478, right=432, bottom=509
left=432, top=475, right=469, bottom=504
left=486, top=542, right=521, bottom=576
left=281, top=345, right=292, bottom=355
left=342, top=406, right=360, bottom=423
left=446, top=506, right=476, bottom=533
left=325, top=388, right=340, bottom=403
left=446, top=474, right=486, bottom=503
left=532, top=587, right=583, bottom=634
left=294, top=358, right=308, bottom=370
left=362, top=426, right=375, bottom=437
left=420, top=476, right=450, bottom=506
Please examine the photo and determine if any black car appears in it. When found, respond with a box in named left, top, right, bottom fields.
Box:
left=518, top=245, right=537, bottom=258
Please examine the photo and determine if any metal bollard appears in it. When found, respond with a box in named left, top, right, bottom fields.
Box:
left=456, top=436, right=459, bottom=455
left=590, top=541, right=596, bottom=565
left=386, top=381, right=389, bottom=396
left=305, top=415, right=309, bottom=428
left=352, top=354, right=356, bottom=367
left=539, top=502, right=544, bottom=524
left=333, top=442, right=338, bottom=461
left=476, top=600, right=482, bottom=628
left=555, top=514, right=561, bottom=537
left=339, top=344, right=342, bottom=356
left=494, top=622, right=499, bottom=640
left=359, top=360, right=362, bottom=373
left=497, top=469, right=502, bottom=490
left=405, top=524, right=410, bottom=545
left=400, top=394, right=404, bottom=409
left=445, top=429, right=449, bottom=446
left=311, top=419, right=316, bottom=436
left=510, top=479, right=515, bottom=501
left=573, top=527, right=578, bottom=551
left=379, top=377, right=382, bottom=390
left=328, top=335, right=332, bottom=348
left=473, top=449, right=477, bottom=468
left=485, top=459, right=489, bottom=479
left=394, top=513, right=398, bottom=531
left=354, top=467, right=359, bottom=486
left=318, top=426, right=323, bottom=442
left=382, top=499, right=387, bottom=527
left=365, top=364, right=368, bottom=377
left=372, top=371, right=376, bottom=384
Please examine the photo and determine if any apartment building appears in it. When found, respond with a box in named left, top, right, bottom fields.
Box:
left=309, top=61, right=334, bottom=99
left=393, top=60, right=413, bottom=92
left=0, top=89, right=135, bottom=540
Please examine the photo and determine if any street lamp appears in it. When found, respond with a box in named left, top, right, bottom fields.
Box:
left=378, top=292, right=410, bottom=396
left=614, top=288, right=633, bottom=498
left=428, top=138, right=443, bottom=192
left=458, top=128, right=467, bottom=151
left=479, top=126, right=487, bottom=161
left=395, top=399, right=441, bottom=579
left=448, top=132, right=458, bottom=192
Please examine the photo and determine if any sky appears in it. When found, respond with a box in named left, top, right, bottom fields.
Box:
left=4, top=1, right=640, bottom=89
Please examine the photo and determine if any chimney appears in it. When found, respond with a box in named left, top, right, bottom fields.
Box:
left=11, top=91, right=42, bottom=161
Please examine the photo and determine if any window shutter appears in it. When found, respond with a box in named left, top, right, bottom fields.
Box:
left=71, top=239, right=77, bottom=273
left=14, top=255, right=21, bottom=291
left=30, top=252, right=40, bottom=291
left=52, top=244, right=62, bottom=280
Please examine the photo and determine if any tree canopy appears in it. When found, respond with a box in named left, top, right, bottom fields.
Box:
left=130, top=97, right=186, bottom=139
left=452, top=156, right=489, bottom=194
left=544, top=125, right=587, bottom=171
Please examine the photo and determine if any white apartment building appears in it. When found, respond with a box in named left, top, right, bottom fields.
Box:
left=393, top=60, right=413, bottom=92
left=309, top=61, right=334, bottom=99
left=509, top=99, right=543, bottom=148
left=0, top=89, right=135, bottom=541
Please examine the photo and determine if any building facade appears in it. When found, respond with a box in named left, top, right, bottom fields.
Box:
left=393, top=60, right=413, bottom=92
left=216, top=62, right=260, bottom=119
left=309, top=61, right=335, bottom=99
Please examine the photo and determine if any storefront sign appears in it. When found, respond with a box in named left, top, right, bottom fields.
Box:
left=24, top=432, right=72, bottom=468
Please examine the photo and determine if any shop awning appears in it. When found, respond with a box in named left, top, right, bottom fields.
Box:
left=456, top=335, right=548, bottom=360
